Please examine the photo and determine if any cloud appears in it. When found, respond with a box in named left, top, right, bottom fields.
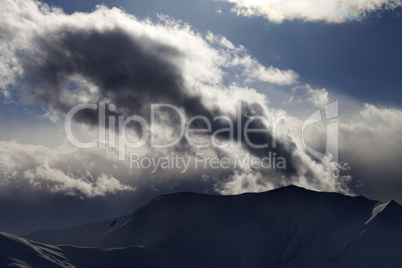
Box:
left=225, top=0, right=402, bottom=23
left=285, top=100, right=402, bottom=203
left=307, top=86, right=330, bottom=108
left=339, top=104, right=402, bottom=202
left=0, top=141, right=134, bottom=198
left=205, top=32, right=299, bottom=85
left=0, top=0, right=352, bottom=192
left=283, top=84, right=330, bottom=109
left=0, top=1, right=300, bottom=162
left=0, top=0, right=307, bottom=178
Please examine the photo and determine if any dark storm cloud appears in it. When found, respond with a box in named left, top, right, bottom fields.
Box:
left=19, top=25, right=300, bottom=177
left=23, top=27, right=186, bottom=123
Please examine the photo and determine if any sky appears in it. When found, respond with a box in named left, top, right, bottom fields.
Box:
left=0, top=0, right=401, bottom=235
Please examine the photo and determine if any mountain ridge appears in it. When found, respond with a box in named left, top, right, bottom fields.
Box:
left=25, top=185, right=390, bottom=248
left=4, top=185, right=401, bottom=267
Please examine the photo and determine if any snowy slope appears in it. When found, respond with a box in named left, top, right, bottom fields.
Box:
left=5, top=185, right=402, bottom=267
left=25, top=215, right=130, bottom=247
left=334, top=200, right=402, bottom=267
left=0, top=232, right=176, bottom=267
left=0, top=232, right=72, bottom=267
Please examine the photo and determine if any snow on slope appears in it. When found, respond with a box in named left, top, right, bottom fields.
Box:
left=0, top=232, right=72, bottom=267
left=0, top=232, right=176, bottom=267
left=7, top=185, right=402, bottom=267
left=334, top=199, right=402, bottom=267
left=25, top=215, right=130, bottom=247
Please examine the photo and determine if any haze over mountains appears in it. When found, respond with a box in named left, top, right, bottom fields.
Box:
left=1, top=185, right=402, bottom=267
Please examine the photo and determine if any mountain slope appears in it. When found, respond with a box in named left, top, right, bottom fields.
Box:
left=334, top=200, right=402, bottom=267
left=0, top=232, right=179, bottom=268
left=0, top=232, right=72, bottom=267
left=11, top=185, right=402, bottom=267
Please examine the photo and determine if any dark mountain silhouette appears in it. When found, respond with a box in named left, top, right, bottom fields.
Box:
left=0, top=185, right=400, bottom=267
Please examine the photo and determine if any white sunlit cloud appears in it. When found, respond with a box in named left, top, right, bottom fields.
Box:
left=0, top=141, right=134, bottom=198
left=225, top=0, right=402, bottom=23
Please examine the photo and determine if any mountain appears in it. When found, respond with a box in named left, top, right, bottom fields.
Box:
left=1, top=185, right=400, bottom=267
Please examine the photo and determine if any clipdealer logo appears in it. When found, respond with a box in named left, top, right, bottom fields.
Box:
left=302, top=101, right=338, bottom=166
left=63, top=101, right=339, bottom=172
left=64, top=102, right=285, bottom=159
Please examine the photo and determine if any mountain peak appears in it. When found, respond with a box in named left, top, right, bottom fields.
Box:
left=276, top=184, right=307, bottom=191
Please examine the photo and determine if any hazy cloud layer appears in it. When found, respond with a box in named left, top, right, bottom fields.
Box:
left=339, top=104, right=402, bottom=202
left=225, top=0, right=402, bottom=23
